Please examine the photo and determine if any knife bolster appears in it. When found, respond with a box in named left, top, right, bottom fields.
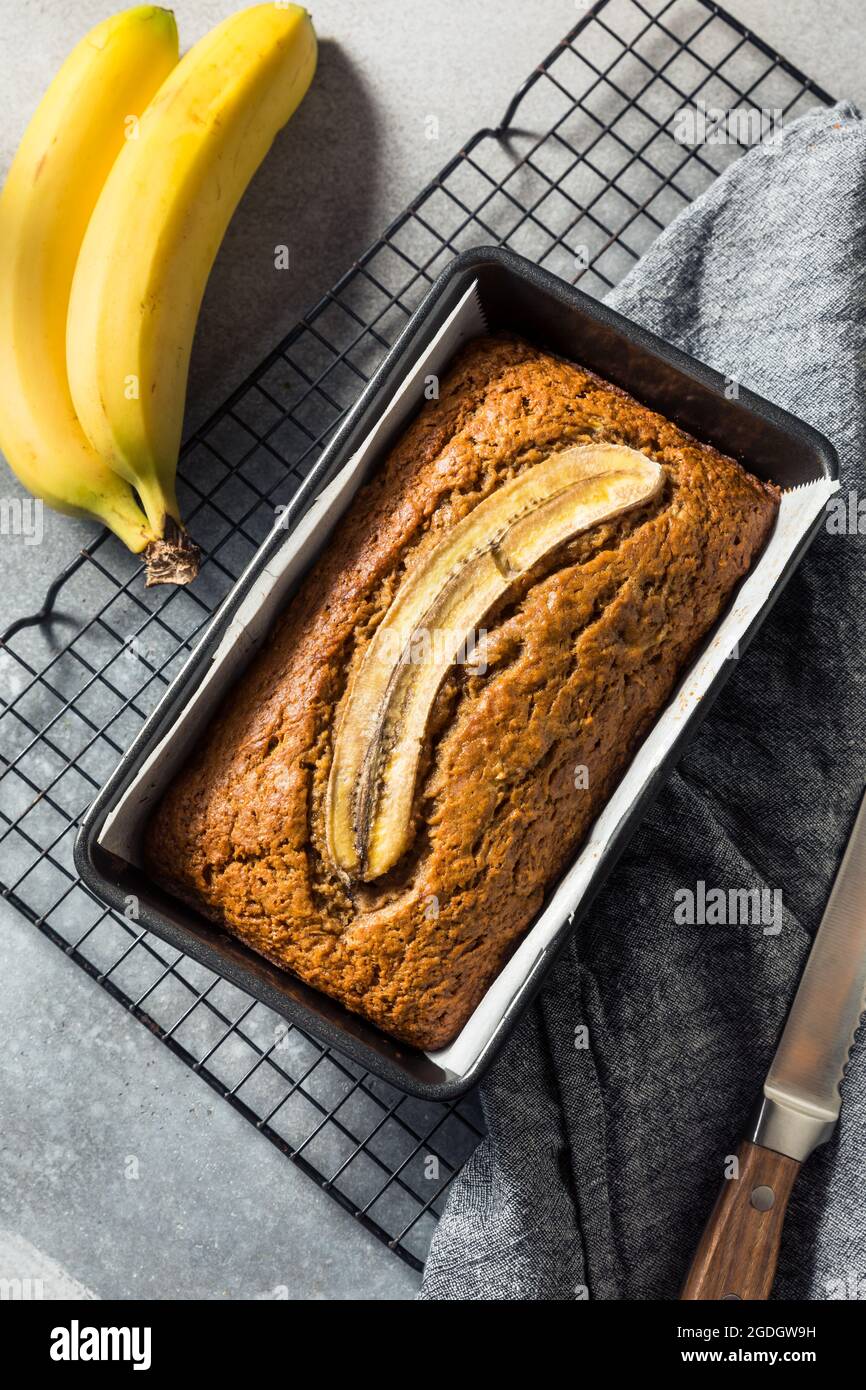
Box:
left=750, top=1094, right=837, bottom=1163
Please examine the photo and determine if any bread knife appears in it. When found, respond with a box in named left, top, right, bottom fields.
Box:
left=681, top=787, right=866, bottom=1300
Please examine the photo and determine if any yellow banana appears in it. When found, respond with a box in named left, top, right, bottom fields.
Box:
left=0, top=7, right=179, bottom=558
left=67, top=3, right=317, bottom=544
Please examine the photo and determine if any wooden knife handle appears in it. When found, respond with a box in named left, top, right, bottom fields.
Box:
left=680, top=1140, right=801, bottom=1300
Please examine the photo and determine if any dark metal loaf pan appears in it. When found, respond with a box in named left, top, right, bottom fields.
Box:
left=75, top=247, right=839, bottom=1101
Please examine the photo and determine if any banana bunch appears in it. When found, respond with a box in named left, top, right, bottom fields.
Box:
left=0, top=5, right=317, bottom=586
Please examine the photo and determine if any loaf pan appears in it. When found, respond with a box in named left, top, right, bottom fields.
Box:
left=75, top=246, right=839, bottom=1101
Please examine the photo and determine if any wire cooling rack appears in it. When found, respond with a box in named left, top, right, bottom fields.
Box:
left=0, top=0, right=833, bottom=1272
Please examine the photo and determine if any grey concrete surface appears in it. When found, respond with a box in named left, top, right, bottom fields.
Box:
left=0, top=0, right=864, bottom=1301
left=0, top=901, right=416, bottom=1299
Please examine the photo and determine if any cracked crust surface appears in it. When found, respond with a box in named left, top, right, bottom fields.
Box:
left=145, top=336, right=780, bottom=1049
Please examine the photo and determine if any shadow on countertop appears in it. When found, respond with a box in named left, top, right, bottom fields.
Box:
left=185, top=39, right=386, bottom=437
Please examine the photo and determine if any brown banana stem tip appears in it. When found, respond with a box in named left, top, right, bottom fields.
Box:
left=143, top=518, right=201, bottom=587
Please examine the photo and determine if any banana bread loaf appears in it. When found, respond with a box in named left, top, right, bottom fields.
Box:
left=145, top=336, right=779, bottom=1048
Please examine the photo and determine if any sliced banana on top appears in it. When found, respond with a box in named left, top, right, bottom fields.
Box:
left=325, top=443, right=663, bottom=881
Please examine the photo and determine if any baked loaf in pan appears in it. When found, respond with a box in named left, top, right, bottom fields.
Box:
left=145, top=336, right=779, bottom=1049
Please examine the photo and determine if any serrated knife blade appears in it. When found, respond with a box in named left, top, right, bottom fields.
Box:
left=752, top=786, right=866, bottom=1162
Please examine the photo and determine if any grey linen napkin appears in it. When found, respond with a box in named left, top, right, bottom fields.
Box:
left=419, top=101, right=866, bottom=1302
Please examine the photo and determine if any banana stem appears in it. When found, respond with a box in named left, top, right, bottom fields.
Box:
left=133, top=471, right=181, bottom=538
left=91, top=491, right=155, bottom=555
left=131, top=472, right=200, bottom=584
left=144, top=517, right=201, bottom=587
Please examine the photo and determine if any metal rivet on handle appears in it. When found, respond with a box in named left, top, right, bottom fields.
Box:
left=750, top=1185, right=775, bottom=1211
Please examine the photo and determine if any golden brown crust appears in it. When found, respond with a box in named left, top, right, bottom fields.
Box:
left=145, top=336, right=779, bottom=1049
